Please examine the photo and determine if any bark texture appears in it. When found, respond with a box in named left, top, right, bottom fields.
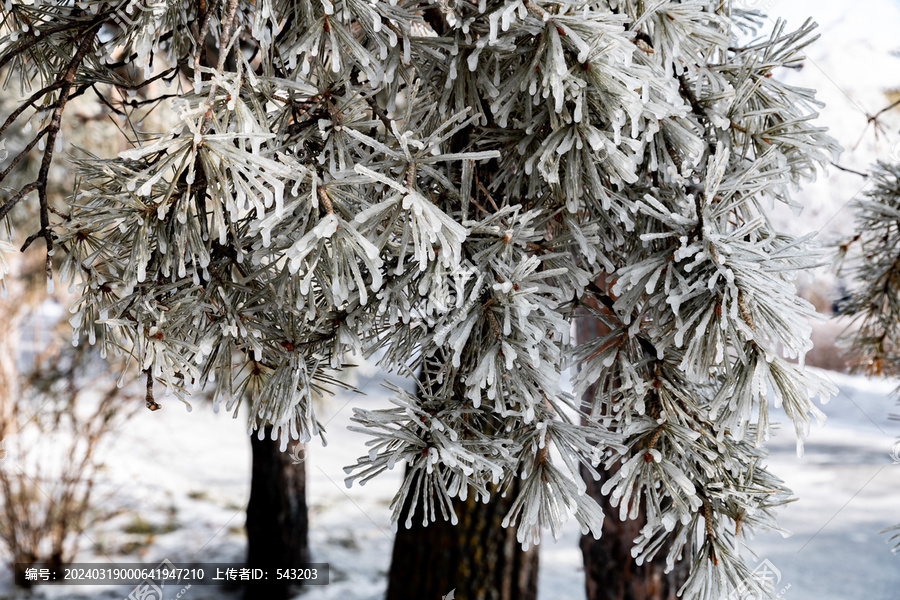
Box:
left=386, top=474, right=539, bottom=600
left=245, top=431, right=309, bottom=600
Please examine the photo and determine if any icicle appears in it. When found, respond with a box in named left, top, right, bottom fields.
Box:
left=489, top=11, right=500, bottom=43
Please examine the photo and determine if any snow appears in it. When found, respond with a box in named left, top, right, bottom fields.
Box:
left=1, top=368, right=897, bottom=600
left=747, top=370, right=900, bottom=600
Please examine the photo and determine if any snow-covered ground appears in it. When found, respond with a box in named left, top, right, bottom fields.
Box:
left=0, top=367, right=898, bottom=600
left=750, top=370, right=900, bottom=600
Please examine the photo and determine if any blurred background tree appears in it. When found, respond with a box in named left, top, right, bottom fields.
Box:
left=836, top=159, right=900, bottom=556
left=0, top=66, right=139, bottom=584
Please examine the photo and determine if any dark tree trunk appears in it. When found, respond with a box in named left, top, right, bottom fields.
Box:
left=579, top=462, right=689, bottom=600
left=386, top=473, right=539, bottom=600
left=576, top=309, right=690, bottom=600
left=245, top=428, right=309, bottom=600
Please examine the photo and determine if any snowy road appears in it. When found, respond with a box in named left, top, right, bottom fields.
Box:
left=748, top=371, right=900, bottom=600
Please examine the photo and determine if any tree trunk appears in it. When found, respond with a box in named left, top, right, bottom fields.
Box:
left=386, top=473, right=539, bottom=600
left=245, top=429, right=309, bottom=600
left=576, top=310, right=690, bottom=600
left=579, top=462, right=689, bottom=600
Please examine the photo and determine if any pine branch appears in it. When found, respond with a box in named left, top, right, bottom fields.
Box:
left=18, top=18, right=102, bottom=286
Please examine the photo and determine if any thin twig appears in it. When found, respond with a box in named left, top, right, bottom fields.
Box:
left=317, top=187, right=335, bottom=214
left=144, top=370, right=161, bottom=411
left=831, top=162, right=869, bottom=178
left=0, top=182, right=39, bottom=222
left=17, top=19, right=103, bottom=287
left=0, top=10, right=106, bottom=72
left=363, top=94, right=392, bottom=138
left=192, top=0, right=221, bottom=77
left=868, top=97, right=900, bottom=124
left=0, top=130, right=49, bottom=185
left=0, top=80, right=63, bottom=139
left=197, top=0, right=240, bottom=135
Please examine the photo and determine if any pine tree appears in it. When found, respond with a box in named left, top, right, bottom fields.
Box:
left=0, top=1, right=838, bottom=597
left=836, top=160, right=900, bottom=554
left=837, top=162, right=900, bottom=379
left=575, top=308, right=690, bottom=600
